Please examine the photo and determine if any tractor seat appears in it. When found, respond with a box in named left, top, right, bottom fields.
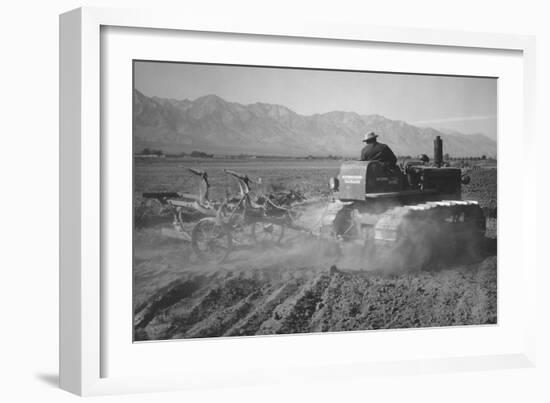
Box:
left=177, top=192, right=201, bottom=202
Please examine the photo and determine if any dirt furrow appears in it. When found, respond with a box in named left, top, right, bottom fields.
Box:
left=134, top=256, right=497, bottom=340
left=224, top=280, right=306, bottom=337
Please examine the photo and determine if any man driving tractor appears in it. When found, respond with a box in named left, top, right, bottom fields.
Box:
left=360, top=131, right=397, bottom=167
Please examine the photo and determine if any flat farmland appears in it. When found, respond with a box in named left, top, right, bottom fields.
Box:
left=135, top=157, right=497, bottom=207
left=133, top=157, right=497, bottom=341
left=135, top=157, right=341, bottom=200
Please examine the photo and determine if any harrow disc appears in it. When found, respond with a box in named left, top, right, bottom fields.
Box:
left=191, top=217, right=232, bottom=263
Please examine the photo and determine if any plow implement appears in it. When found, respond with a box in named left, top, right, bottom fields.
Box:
left=141, top=167, right=318, bottom=263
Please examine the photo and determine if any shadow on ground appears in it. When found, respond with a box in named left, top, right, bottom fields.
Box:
left=35, top=373, right=58, bottom=388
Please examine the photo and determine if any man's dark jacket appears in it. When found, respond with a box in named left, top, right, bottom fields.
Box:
left=360, top=141, right=397, bottom=165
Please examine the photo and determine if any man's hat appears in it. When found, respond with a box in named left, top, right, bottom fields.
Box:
left=363, top=132, right=378, bottom=142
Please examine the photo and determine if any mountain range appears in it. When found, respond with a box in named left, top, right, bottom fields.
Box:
left=133, top=90, right=497, bottom=158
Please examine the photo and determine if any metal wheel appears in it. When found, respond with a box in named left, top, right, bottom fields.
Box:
left=250, top=222, right=285, bottom=245
left=191, top=218, right=232, bottom=263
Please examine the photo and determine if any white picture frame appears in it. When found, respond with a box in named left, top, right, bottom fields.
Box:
left=59, top=6, right=537, bottom=396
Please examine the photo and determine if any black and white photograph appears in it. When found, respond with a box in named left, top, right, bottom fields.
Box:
left=133, top=61, right=497, bottom=341
left=3, top=0, right=549, bottom=399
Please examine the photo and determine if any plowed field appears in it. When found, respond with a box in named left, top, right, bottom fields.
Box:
left=133, top=158, right=497, bottom=341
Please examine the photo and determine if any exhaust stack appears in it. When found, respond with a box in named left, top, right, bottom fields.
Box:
left=434, top=136, right=443, bottom=167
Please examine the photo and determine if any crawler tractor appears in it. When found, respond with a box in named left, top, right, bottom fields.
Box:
left=323, top=136, right=486, bottom=270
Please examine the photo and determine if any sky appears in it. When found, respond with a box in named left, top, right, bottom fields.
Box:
left=134, top=61, right=497, bottom=140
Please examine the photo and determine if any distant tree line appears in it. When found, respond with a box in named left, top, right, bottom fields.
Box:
left=446, top=155, right=495, bottom=161
left=397, top=154, right=494, bottom=161
left=136, top=149, right=215, bottom=158
left=138, top=148, right=164, bottom=156
left=305, top=154, right=342, bottom=160
left=190, top=151, right=214, bottom=158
